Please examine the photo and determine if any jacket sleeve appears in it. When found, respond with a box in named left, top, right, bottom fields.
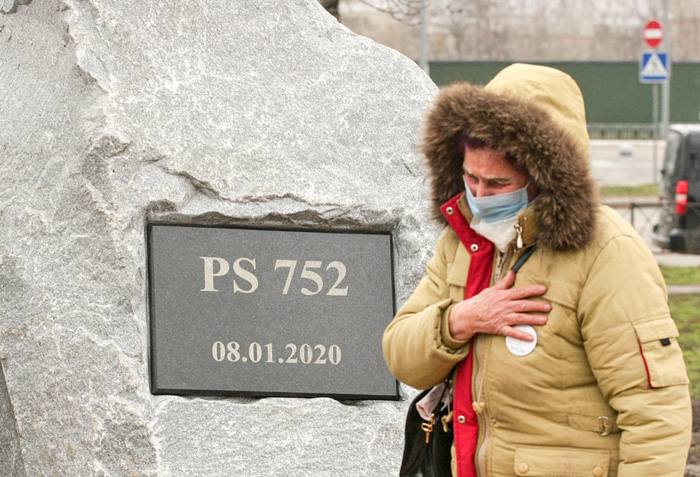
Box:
left=577, top=235, right=692, bottom=476
left=382, top=228, right=471, bottom=390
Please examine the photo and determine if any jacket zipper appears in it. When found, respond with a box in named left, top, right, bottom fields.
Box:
left=473, top=241, right=522, bottom=475
left=473, top=334, right=491, bottom=476
left=494, top=248, right=512, bottom=282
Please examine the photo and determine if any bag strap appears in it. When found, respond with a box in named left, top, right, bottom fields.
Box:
left=511, top=246, right=537, bottom=273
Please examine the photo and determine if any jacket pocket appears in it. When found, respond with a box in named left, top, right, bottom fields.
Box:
left=446, top=244, right=469, bottom=302
left=632, top=316, right=689, bottom=388
left=514, top=445, right=610, bottom=477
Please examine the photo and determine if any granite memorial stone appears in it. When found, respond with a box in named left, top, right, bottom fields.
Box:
left=0, top=0, right=438, bottom=474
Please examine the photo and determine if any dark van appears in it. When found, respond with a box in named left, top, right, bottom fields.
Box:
left=653, top=124, right=700, bottom=252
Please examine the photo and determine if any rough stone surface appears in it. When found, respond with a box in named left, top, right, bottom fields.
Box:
left=0, top=361, right=24, bottom=476
left=0, top=0, right=438, bottom=475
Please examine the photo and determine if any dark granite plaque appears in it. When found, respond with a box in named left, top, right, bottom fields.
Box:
left=147, top=224, right=398, bottom=399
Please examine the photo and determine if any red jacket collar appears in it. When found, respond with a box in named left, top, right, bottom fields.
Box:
left=440, top=193, right=493, bottom=255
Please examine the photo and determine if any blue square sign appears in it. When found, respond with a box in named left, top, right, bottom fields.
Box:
left=640, top=52, right=669, bottom=83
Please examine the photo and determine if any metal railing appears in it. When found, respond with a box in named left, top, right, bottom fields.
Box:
left=588, top=124, right=659, bottom=140
left=603, top=198, right=660, bottom=239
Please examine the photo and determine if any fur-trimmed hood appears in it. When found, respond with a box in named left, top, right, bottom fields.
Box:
left=422, top=63, right=598, bottom=251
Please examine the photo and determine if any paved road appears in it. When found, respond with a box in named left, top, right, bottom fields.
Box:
left=590, top=140, right=700, bottom=267
left=590, top=139, right=665, bottom=186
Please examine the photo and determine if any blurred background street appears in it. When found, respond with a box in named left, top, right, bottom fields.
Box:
left=590, top=139, right=700, bottom=266
left=591, top=139, right=664, bottom=186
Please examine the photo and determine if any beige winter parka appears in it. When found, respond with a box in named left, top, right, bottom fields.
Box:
left=383, top=64, right=692, bottom=476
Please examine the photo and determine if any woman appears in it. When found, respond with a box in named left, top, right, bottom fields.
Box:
left=383, top=63, right=691, bottom=476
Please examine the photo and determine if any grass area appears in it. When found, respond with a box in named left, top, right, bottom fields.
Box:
left=662, top=266, right=700, bottom=398
left=659, top=265, right=700, bottom=285
left=668, top=294, right=700, bottom=399
left=599, top=183, right=659, bottom=197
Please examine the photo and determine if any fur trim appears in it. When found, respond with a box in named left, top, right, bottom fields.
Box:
left=422, top=67, right=598, bottom=251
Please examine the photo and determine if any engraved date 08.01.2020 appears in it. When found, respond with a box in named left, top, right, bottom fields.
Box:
left=212, top=341, right=342, bottom=365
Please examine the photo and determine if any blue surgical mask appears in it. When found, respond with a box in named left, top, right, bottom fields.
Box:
left=464, top=179, right=529, bottom=223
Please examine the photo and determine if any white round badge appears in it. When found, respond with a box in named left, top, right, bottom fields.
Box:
left=505, top=325, right=538, bottom=357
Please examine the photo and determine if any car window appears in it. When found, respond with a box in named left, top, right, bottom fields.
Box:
left=688, top=133, right=700, bottom=161
left=664, top=130, right=682, bottom=176
left=688, top=133, right=700, bottom=184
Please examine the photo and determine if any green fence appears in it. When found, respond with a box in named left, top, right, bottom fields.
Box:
left=428, top=61, right=700, bottom=136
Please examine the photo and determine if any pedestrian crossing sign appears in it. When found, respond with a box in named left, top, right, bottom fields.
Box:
left=640, top=52, right=669, bottom=83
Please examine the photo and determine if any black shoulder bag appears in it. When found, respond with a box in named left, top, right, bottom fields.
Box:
left=399, top=380, right=453, bottom=477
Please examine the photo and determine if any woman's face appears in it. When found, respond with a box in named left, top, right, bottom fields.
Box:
left=463, top=147, right=533, bottom=199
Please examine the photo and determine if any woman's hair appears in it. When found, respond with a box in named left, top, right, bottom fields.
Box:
left=458, top=135, right=527, bottom=176
left=458, top=135, right=488, bottom=155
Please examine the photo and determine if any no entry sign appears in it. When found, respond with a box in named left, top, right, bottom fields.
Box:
left=643, top=19, right=663, bottom=48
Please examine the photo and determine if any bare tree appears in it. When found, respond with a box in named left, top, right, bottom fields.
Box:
left=428, top=0, right=509, bottom=60
left=330, top=0, right=700, bottom=62
left=355, top=0, right=424, bottom=25
left=318, top=0, right=423, bottom=25
left=443, top=3, right=469, bottom=59
left=668, top=0, right=700, bottom=61
left=318, top=0, right=340, bottom=19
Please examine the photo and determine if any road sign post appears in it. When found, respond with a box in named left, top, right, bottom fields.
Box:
left=640, top=19, right=668, bottom=183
